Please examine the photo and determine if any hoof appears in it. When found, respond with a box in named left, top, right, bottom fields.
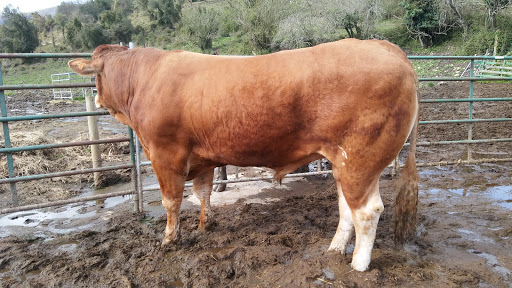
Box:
left=327, top=244, right=347, bottom=254
left=161, top=238, right=172, bottom=247
left=161, top=233, right=180, bottom=247
left=199, top=219, right=217, bottom=232
left=350, top=257, right=370, bottom=272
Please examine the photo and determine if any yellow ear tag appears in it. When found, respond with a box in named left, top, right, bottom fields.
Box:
left=77, top=62, right=86, bottom=70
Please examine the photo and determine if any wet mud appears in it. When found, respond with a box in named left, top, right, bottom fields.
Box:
left=0, top=82, right=511, bottom=287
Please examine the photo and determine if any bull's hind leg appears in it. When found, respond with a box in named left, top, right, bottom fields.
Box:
left=348, top=177, right=383, bottom=271
left=327, top=157, right=383, bottom=271
left=193, top=169, right=215, bottom=230
left=328, top=167, right=354, bottom=253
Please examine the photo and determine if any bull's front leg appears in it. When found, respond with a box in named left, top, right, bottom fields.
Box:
left=193, top=169, right=215, bottom=230
left=151, top=152, right=187, bottom=246
left=160, top=173, right=186, bottom=246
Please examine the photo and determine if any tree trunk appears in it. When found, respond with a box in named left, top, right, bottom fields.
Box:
left=445, top=0, right=469, bottom=35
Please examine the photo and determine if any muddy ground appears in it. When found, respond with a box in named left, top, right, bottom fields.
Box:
left=0, top=81, right=511, bottom=287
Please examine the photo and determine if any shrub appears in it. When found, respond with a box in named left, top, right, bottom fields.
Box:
left=179, top=6, right=221, bottom=52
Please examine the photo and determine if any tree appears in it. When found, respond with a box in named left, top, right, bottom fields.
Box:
left=227, top=0, right=291, bottom=52
left=0, top=6, right=39, bottom=53
left=57, top=1, right=80, bottom=17
left=135, top=0, right=182, bottom=29
left=272, top=0, right=381, bottom=50
left=54, top=13, right=68, bottom=39
left=444, top=0, right=469, bottom=35
left=483, top=0, right=511, bottom=29
left=31, top=12, right=46, bottom=33
left=65, top=17, right=83, bottom=49
left=180, top=6, right=220, bottom=51
left=108, top=18, right=135, bottom=44
left=400, top=0, right=449, bottom=47
left=78, top=24, right=109, bottom=49
left=80, top=0, right=113, bottom=21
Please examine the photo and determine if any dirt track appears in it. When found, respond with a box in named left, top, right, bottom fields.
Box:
left=0, top=82, right=511, bottom=287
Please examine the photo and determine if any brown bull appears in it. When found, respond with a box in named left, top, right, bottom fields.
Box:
left=69, top=39, right=419, bottom=271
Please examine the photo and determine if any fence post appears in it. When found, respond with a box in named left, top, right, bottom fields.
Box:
left=85, top=95, right=102, bottom=186
left=0, top=63, right=18, bottom=205
left=128, top=128, right=140, bottom=213
left=134, top=133, right=143, bottom=212
left=124, top=41, right=142, bottom=213
left=391, top=156, right=400, bottom=178
left=468, top=59, right=475, bottom=160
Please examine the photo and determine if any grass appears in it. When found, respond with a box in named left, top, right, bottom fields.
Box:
left=2, top=59, right=74, bottom=85
left=1, top=58, right=87, bottom=98
left=213, top=34, right=253, bottom=55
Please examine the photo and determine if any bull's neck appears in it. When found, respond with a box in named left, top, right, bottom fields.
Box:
left=102, top=70, right=132, bottom=123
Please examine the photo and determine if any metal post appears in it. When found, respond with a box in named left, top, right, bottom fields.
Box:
left=135, top=133, right=143, bottom=213
left=0, top=63, right=18, bottom=205
left=128, top=127, right=140, bottom=213
left=125, top=41, right=142, bottom=213
left=85, top=95, right=102, bottom=186
left=468, top=59, right=475, bottom=160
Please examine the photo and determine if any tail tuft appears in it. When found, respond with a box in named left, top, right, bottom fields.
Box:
left=394, top=83, right=420, bottom=244
left=393, top=154, right=419, bottom=244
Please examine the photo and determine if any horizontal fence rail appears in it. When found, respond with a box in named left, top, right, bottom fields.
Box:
left=421, top=97, right=512, bottom=103
left=0, top=164, right=133, bottom=185
left=0, top=83, right=96, bottom=90
left=408, top=55, right=512, bottom=60
left=1, top=53, right=511, bottom=217
left=0, top=137, right=129, bottom=153
left=0, top=111, right=109, bottom=122
left=0, top=53, right=92, bottom=58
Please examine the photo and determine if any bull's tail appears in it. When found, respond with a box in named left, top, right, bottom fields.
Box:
left=393, top=84, right=420, bottom=244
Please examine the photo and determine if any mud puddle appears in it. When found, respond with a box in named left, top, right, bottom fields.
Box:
left=0, top=181, right=136, bottom=238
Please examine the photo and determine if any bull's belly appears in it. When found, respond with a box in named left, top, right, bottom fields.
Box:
left=195, top=145, right=323, bottom=175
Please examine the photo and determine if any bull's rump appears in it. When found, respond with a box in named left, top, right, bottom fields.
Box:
left=134, top=39, right=417, bottom=170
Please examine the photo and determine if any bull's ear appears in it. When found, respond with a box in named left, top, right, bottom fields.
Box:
left=68, top=58, right=103, bottom=75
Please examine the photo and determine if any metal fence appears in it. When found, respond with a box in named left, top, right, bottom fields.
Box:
left=1, top=54, right=511, bottom=216
left=51, top=72, right=95, bottom=100
left=0, top=52, right=139, bottom=215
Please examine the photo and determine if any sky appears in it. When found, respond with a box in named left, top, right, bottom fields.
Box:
left=0, top=0, right=65, bottom=13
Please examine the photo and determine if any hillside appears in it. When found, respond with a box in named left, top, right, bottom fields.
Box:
left=0, top=6, right=57, bottom=24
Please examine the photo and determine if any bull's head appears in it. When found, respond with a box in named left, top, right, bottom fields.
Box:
left=68, top=45, right=128, bottom=109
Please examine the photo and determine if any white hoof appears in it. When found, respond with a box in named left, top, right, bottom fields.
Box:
left=350, top=255, right=370, bottom=271
left=328, top=242, right=348, bottom=254
left=328, top=229, right=353, bottom=253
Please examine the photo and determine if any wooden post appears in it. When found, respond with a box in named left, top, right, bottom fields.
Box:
left=391, top=156, right=400, bottom=178
left=213, top=166, right=227, bottom=192
left=86, top=95, right=102, bottom=186
left=493, top=32, right=499, bottom=57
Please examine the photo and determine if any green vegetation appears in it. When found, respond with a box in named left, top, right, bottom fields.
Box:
left=0, top=0, right=511, bottom=56
left=2, top=59, right=73, bottom=85
left=0, top=6, right=38, bottom=53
